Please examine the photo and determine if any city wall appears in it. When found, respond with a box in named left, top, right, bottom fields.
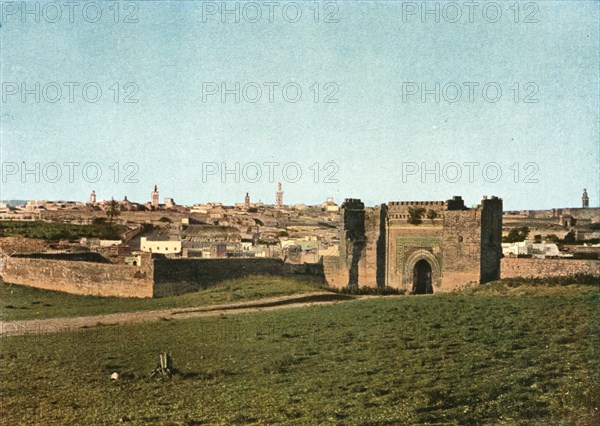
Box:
left=1, top=256, right=324, bottom=298
left=1, top=256, right=154, bottom=298
left=153, top=258, right=317, bottom=297
left=500, top=258, right=600, bottom=279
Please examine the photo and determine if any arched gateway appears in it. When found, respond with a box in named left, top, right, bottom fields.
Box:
left=413, top=259, right=433, bottom=294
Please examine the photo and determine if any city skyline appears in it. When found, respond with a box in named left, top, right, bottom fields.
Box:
left=1, top=183, right=594, bottom=211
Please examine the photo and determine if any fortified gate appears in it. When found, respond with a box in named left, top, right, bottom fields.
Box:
left=326, top=195, right=503, bottom=293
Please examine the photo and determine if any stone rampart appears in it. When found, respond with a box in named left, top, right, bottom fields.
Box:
left=501, top=258, right=600, bottom=279
left=2, top=256, right=153, bottom=298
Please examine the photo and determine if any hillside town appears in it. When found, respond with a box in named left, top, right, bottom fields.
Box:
left=1, top=186, right=598, bottom=264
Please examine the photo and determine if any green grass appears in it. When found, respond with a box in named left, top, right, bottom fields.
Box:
left=0, top=220, right=125, bottom=241
left=1, top=281, right=598, bottom=425
left=0, top=276, right=327, bottom=321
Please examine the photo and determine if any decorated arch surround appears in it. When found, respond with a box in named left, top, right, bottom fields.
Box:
left=402, top=249, right=442, bottom=292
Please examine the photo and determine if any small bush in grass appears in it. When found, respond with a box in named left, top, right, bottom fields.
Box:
left=500, top=275, right=599, bottom=287
left=335, top=286, right=406, bottom=296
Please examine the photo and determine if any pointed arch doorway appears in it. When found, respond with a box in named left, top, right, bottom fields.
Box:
left=413, top=259, right=433, bottom=294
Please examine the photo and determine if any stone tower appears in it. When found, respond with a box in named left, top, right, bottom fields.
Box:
left=582, top=189, right=589, bottom=208
left=276, top=182, right=283, bottom=208
left=333, top=195, right=503, bottom=293
left=244, top=192, right=250, bottom=209
left=89, top=190, right=96, bottom=204
left=151, top=185, right=159, bottom=209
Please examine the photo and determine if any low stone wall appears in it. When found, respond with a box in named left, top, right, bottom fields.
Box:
left=322, top=256, right=348, bottom=289
left=2, top=256, right=153, bottom=298
left=152, top=258, right=310, bottom=297
left=1, top=255, right=327, bottom=298
left=501, top=258, right=600, bottom=279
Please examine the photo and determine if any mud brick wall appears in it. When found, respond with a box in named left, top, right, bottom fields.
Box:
left=339, top=199, right=366, bottom=287
left=441, top=209, right=481, bottom=290
left=323, top=255, right=348, bottom=289
left=501, top=258, right=600, bottom=279
left=152, top=258, right=290, bottom=297
left=358, top=206, right=385, bottom=288
left=2, top=257, right=153, bottom=298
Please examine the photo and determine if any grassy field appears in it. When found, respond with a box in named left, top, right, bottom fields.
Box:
left=0, top=276, right=327, bottom=321
left=1, top=281, right=598, bottom=425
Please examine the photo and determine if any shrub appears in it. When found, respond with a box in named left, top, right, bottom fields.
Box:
left=408, top=207, right=426, bottom=225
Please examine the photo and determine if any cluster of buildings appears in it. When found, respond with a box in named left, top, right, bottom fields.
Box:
left=2, top=187, right=600, bottom=297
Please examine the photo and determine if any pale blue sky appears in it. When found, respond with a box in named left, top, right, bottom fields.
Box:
left=1, top=0, right=598, bottom=210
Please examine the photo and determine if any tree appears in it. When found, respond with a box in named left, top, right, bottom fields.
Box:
left=106, top=198, right=121, bottom=225
left=92, top=217, right=106, bottom=225
left=503, top=226, right=530, bottom=243
left=407, top=207, right=426, bottom=225
left=534, top=234, right=542, bottom=243
left=426, top=209, right=438, bottom=222
left=562, top=230, right=576, bottom=244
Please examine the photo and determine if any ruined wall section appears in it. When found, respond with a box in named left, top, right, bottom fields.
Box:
left=152, top=258, right=292, bottom=297
left=355, top=206, right=384, bottom=287
left=322, top=255, right=347, bottom=289
left=339, top=199, right=366, bottom=288
left=2, top=254, right=154, bottom=298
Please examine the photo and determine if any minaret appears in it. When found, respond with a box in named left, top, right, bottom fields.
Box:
left=151, top=185, right=159, bottom=209
left=244, top=192, right=250, bottom=209
left=582, top=189, right=589, bottom=208
left=276, top=182, right=283, bottom=208
left=89, top=190, right=96, bottom=204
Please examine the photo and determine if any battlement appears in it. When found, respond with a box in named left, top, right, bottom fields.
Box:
left=446, top=195, right=467, bottom=211
left=481, top=195, right=503, bottom=205
left=388, top=201, right=446, bottom=207
left=342, top=198, right=365, bottom=210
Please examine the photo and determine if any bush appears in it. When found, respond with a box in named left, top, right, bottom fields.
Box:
left=336, top=286, right=406, bottom=296
left=408, top=207, right=426, bottom=225
left=561, top=231, right=576, bottom=244
left=503, top=227, right=530, bottom=243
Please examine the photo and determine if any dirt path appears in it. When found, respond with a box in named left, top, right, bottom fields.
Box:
left=0, top=292, right=365, bottom=337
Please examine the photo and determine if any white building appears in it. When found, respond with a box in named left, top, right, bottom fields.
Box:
left=502, top=241, right=562, bottom=258
left=140, top=237, right=181, bottom=254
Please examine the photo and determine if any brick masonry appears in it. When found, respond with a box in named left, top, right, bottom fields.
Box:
left=501, top=258, right=600, bottom=279
left=1, top=255, right=323, bottom=298
left=325, top=196, right=504, bottom=293
left=2, top=256, right=154, bottom=298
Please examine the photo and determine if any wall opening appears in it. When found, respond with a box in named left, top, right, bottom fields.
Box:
left=413, top=259, right=433, bottom=294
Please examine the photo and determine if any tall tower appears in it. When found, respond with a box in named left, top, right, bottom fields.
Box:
left=89, top=190, right=96, bottom=204
left=582, top=189, right=589, bottom=208
left=276, top=182, right=283, bottom=208
left=151, top=185, right=159, bottom=209
left=244, top=192, right=250, bottom=209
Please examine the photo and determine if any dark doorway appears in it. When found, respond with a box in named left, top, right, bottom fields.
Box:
left=413, top=259, right=433, bottom=294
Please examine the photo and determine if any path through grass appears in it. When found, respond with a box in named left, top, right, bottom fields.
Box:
left=1, top=281, right=598, bottom=424
left=1, top=276, right=326, bottom=321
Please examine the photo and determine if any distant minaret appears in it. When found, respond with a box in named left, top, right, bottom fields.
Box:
left=276, top=182, right=283, bottom=208
left=582, top=188, right=589, bottom=208
left=89, top=190, right=96, bottom=204
left=151, top=185, right=159, bottom=209
left=244, top=192, right=250, bottom=209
